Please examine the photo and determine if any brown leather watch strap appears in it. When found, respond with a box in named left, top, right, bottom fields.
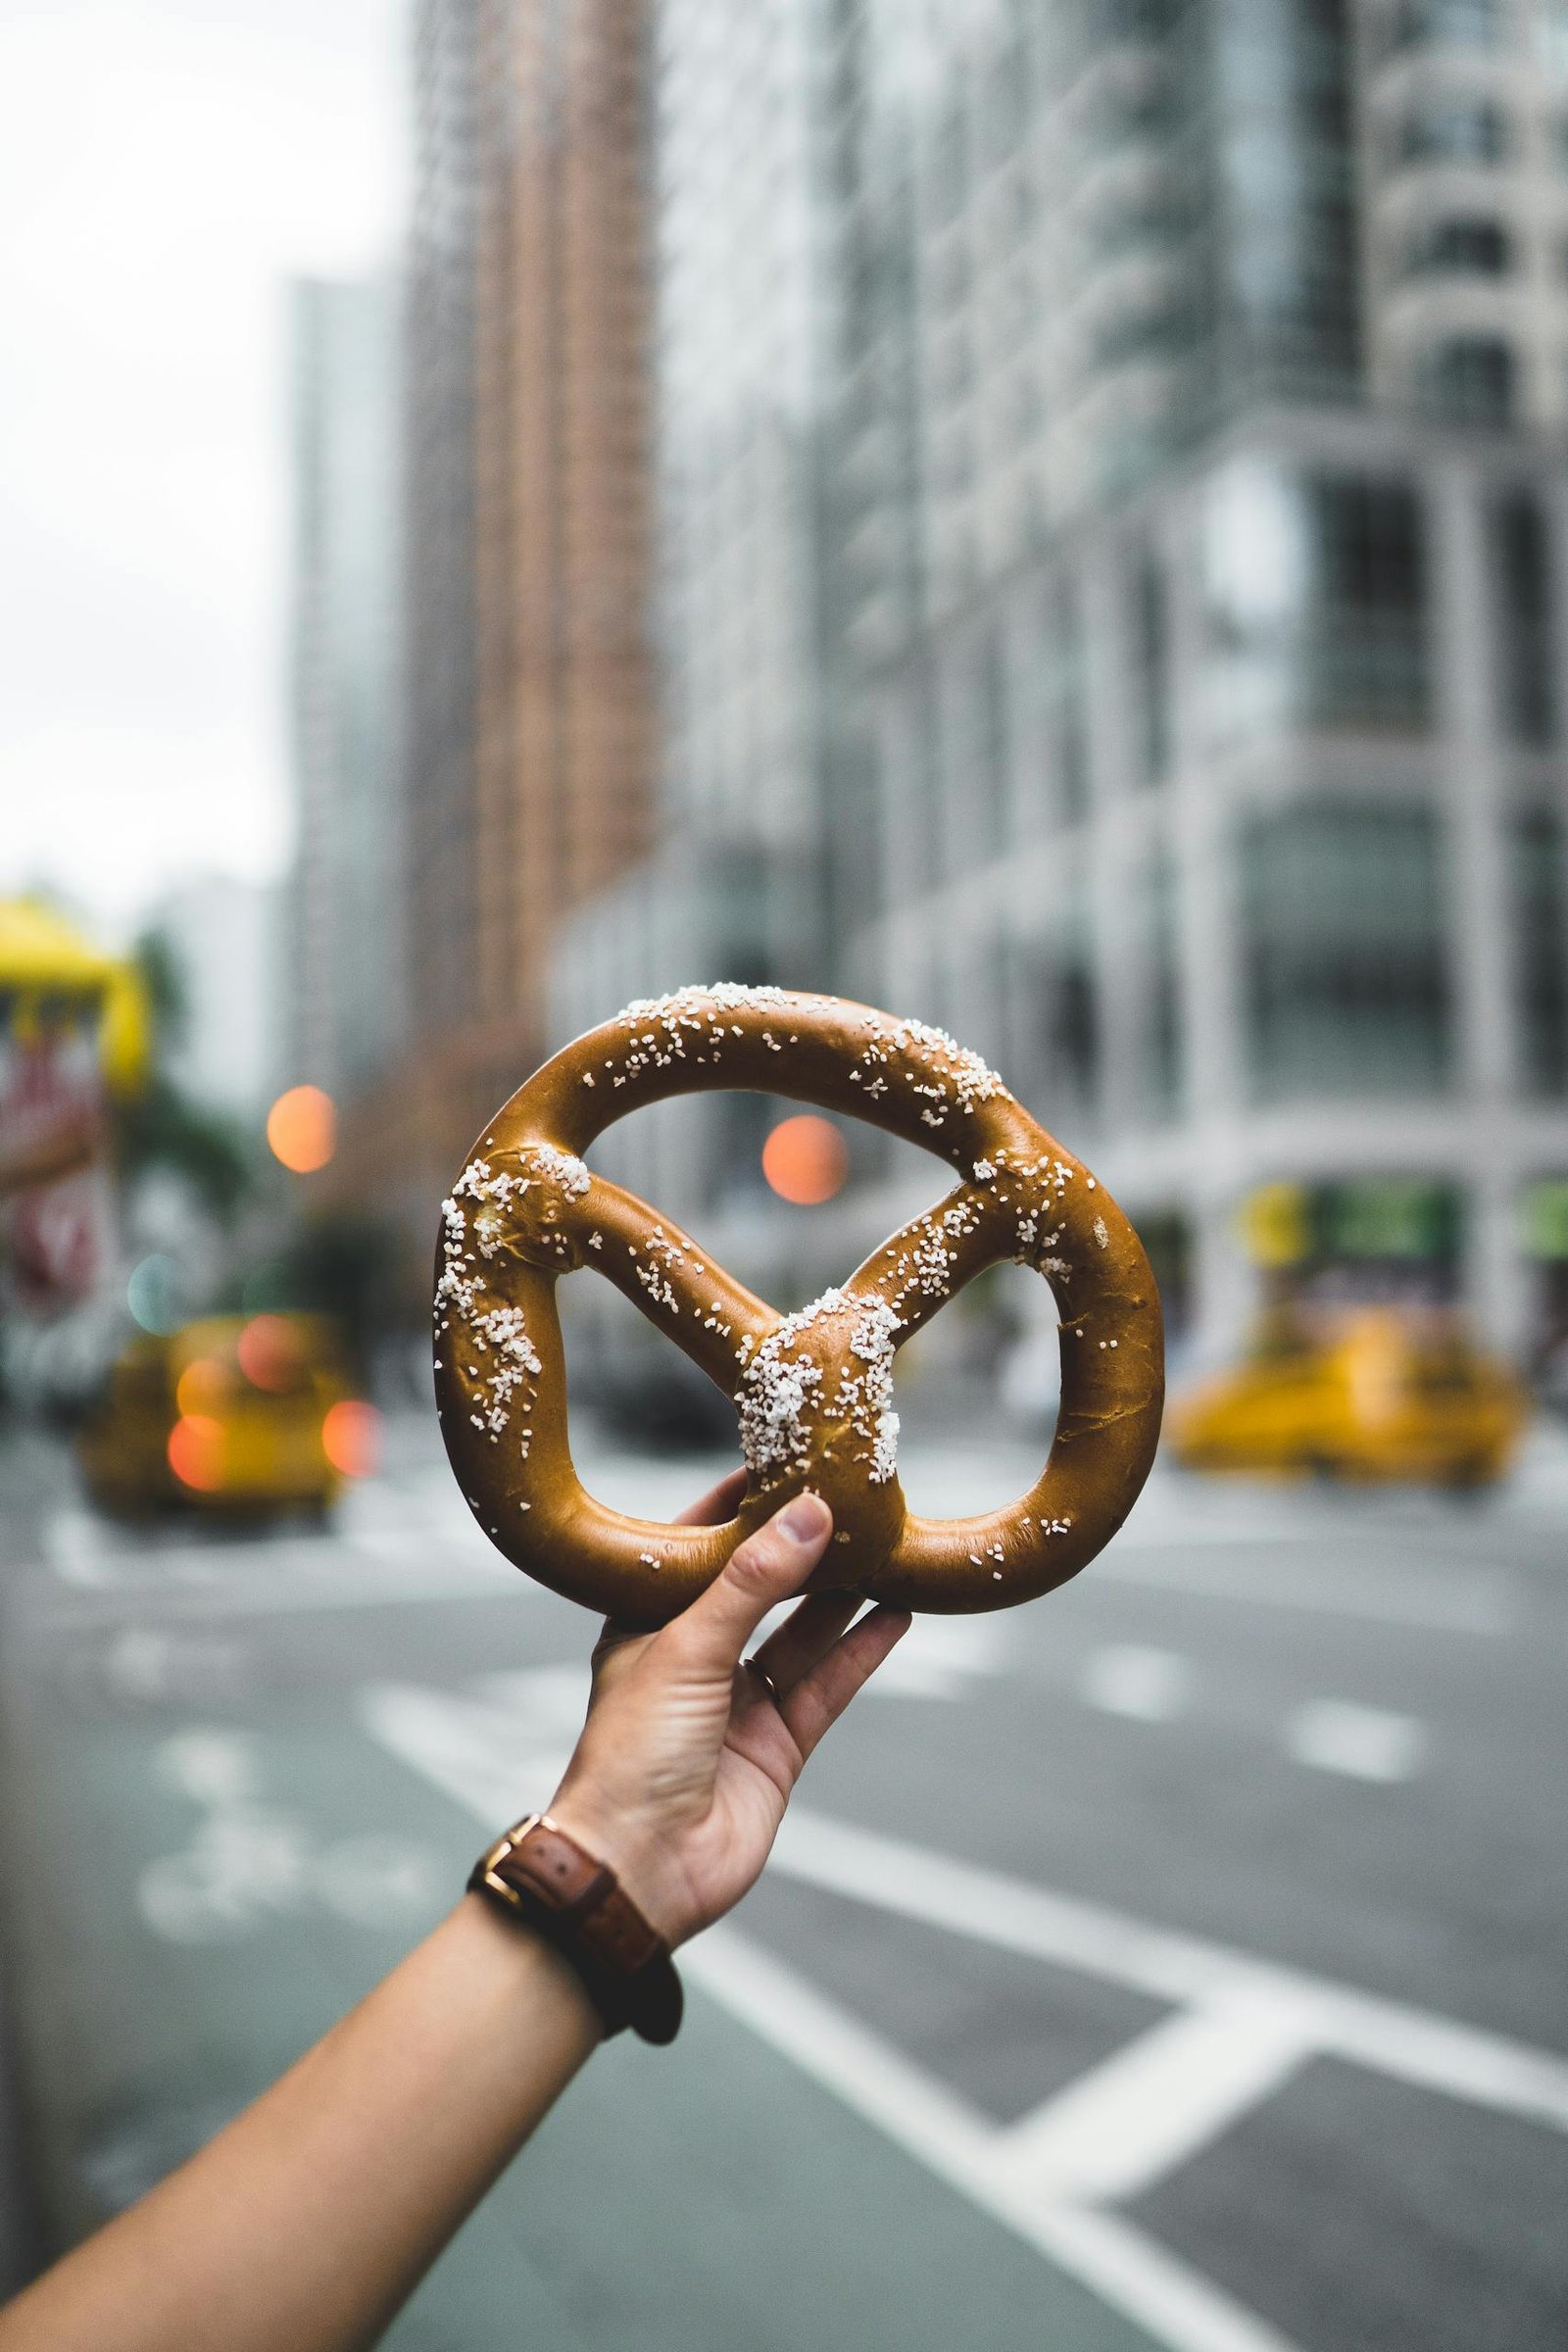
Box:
left=467, top=1814, right=683, bottom=2045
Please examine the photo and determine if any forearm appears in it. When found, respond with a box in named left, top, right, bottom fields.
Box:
left=0, top=1899, right=600, bottom=2352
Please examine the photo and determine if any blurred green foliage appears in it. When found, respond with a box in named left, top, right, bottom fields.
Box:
left=112, top=930, right=255, bottom=1224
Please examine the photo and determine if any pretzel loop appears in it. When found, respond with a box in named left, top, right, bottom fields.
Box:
left=434, top=988, right=1163, bottom=1622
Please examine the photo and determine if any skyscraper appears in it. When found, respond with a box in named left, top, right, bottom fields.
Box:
left=567, top=0, right=1568, bottom=1370
left=288, top=275, right=403, bottom=1134
left=352, top=0, right=657, bottom=1247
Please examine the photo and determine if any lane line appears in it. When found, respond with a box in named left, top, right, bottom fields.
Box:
left=1079, top=1645, right=1193, bottom=1723
left=1283, top=1701, right=1427, bottom=1784
left=995, top=1991, right=1316, bottom=2204
left=688, top=1927, right=1303, bottom=2352
left=34, top=1502, right=1517, bottom=1635
left=365, top=1675, right=1568, bottom=2352
left=767, top=1812, right=1568, bottom=2134
left=1026, top=2204, right=1306, bottom=2352
left=1092, top=1547, right=1513, bottom=1635
left=362, top=1678, right=1568, bottom=2139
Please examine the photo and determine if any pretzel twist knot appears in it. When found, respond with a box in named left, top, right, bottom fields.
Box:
left=434, top=988, right=1163, bottom=1623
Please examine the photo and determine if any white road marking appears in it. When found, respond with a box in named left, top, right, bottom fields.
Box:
left=154, top=1728, right=260, bottom=1806
left=996, top=1990, right=1313, bottom=2204
left=688, top=1927, right=1303, bottom=2352
left=1079, top=1644, right=1192, bottom=1723
left=766, top=1811, right=1568, bottom=2135
left=1093, top=1544, right=1513, bottom=1635
left=361, top=1671, right=585, bottom=1826
left=864, top=1613, right=1007, bottom=1699
left=1283, top=1700, right=1427, bottom=1784
left=35, top=1520, right=522, bottom=1623
left=137, top=1726, right=444, bottom=1944
left=366, top=1675, right=1568, bottom=2352
left=313, top=1834, right=448, bottom=1929
left=36, top=1497, right=1517, bottom=1636
left=43, top=1506, right=121, bottom=1587
left=744, top=1605, right=1005, bottom=1703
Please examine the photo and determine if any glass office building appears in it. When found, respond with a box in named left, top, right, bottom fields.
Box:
left=559, top=0, right=1568, bottom=1368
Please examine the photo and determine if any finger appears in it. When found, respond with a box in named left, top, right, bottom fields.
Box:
left=783, top=1605, right=910, bottom=1760
left=591, top=1467, right=750, bottom=1690
left=749, top=1591, right=861, bottom=1696
left=670, top=1493, right=833, bottom=1677
left=593, top=1467, right=751, bottom=1673
left=674, top=1467, right=749, bottom=1529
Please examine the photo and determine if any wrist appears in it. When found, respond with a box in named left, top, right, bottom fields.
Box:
left=458, top=1886, right=606, bottom=2043
left=544, top=1788, right=689, bottom=1946
left=468, top=1813, right=685, bottom=2043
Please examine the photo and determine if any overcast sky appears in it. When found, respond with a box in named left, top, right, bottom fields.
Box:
left=0, top=0, right=404, bottom=940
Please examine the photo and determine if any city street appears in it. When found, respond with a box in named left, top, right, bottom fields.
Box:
left=1, top=1416, right=1566, bottom=2352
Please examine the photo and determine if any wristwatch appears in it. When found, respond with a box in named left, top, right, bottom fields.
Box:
left=467, top=1813, right=683, bottom=2046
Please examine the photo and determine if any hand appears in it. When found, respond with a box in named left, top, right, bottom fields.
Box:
left=547, top=1476, right=909, bottom=1944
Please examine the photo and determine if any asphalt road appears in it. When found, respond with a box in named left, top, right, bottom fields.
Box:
left=1, top=1414, right=1566, bottom=2352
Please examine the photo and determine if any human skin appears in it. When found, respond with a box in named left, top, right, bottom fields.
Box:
left=0, top=1480, right=907, bottom=2352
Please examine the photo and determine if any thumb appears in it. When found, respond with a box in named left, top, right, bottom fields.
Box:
left=670, top=1493, right=834, bottom=1677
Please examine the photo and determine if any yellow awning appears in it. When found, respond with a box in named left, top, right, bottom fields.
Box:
left=0, top=898, right=152, bottom=1097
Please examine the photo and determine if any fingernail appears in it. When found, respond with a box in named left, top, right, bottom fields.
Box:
left=778, top=1493, right=829, bottom=1544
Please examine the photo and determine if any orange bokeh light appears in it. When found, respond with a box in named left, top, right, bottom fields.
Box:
left=267, top=1084, right=335, bottom=1174
left=174, top=1357, right=229, bottom=1417
left=168, top=1413, right=224, bottom=1493
left=237, top=1314, right=301, bottom=1392
left=321, top=1399, right=381, bottom=1478
left=761, top=1113, right=849, bottom=1206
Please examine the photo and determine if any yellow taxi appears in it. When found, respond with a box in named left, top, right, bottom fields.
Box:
left=1165, top=1307, right=1528, bottom=1489
left=76, top=1314, right=380, bottom=1516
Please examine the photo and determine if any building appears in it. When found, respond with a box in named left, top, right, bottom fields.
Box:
left=288, top=276, right=404, bottom=1125
left=559, top=0, right=1568, bottom=1374
left=392, top=0, right=656, bottom=1219
left=149, top=874, right=282, bottom=1124
left=293, top=0, right=657, bottom=1283
left=550, top=0, right=829, bottom=1220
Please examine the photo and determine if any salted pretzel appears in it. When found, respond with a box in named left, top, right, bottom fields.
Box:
left=434, top=987, right=1162, bottom=1623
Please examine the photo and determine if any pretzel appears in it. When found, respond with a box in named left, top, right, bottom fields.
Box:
left=434, top=987, right=1162, bottom=1623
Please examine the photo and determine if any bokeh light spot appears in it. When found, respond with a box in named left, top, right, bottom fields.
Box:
left=321, top=1399, right=381, bottom=1478
left=761, top=1113, right=849, bottom=1205
left=267, top=1085, right=335, bottom=1174
left=237, top=1315, right=301, bottom=1393
left=168, top=1414, right=223, bottom=1493
left=126, top=1253, right=181, bottom=1336
left=174, top=1358, right=229, bottom=1418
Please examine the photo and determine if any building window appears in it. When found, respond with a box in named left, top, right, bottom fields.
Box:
left=1129, top=544, right=1172, bottom=784
left=1490, top=491, right=1556, bottom=747
left=1204, top=463, right=1431, bottom=738
left=1241, top=801, right=1452, bottom=1100
left=929, top=108, right=966, bottom=224
left=1090, top=294, right=1196, bottom=371
left=1510, top=811, right=1568, bottom=1092
left=912, top=676, right=946, bottom=889
left=1134, top=847, right=1183, bottom=1116
left=1542, top=0, right=1568, bottom=73
left=1037, top=577, right=1090, bottom=826
left=1391, top=0, right=1499, bottom=51
left=974, top=634, right=1012, bottom=861
left=1399, top=96, right=1507, bottom=165
left=1405, top=216, right=1511, bottom=276
left=983, top=35, right=1029, bottom=167
left=1415, top=335, right=1515, bottom=423
left=1032, top=925, right=1100, bottom=1116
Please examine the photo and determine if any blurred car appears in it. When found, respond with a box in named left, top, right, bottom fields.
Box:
left=1165, top=1307, right=1527, bottom=1488
left=75, top=1313, right=380, bottom=1516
